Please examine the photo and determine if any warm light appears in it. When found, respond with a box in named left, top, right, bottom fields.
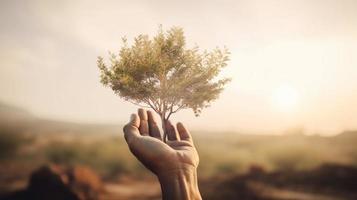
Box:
left=272, top=85, right=299, bottom=112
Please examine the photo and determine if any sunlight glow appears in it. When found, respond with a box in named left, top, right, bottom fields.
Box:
left=272, top=85, right=299, bottom=112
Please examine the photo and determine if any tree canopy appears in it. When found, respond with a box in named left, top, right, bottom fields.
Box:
left=98, top=26, right=230, bottom=139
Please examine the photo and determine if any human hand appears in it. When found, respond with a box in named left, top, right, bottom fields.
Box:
left=123, top=109, right=201, bottom=200
left=123, top=108, right=199, bottom=175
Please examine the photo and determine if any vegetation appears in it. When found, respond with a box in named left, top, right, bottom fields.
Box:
left=1, top=110, right=357, bottom=199
left=0, top=129, right=27, bottom=160
left=97, top=26, right=230, bottom=141
left=2, top=126, right=357, bottom=179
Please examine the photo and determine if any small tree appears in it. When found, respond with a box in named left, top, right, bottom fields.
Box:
left=98, top=26, right=230, bottom=142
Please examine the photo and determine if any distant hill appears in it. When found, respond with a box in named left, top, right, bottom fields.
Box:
left=0, top=102, right=121, bottom=136
left=0, top=102, right=33, bottom=120
left=334, top=130, right=357, bottom=141
left=1, top=101, right=356, bottom=139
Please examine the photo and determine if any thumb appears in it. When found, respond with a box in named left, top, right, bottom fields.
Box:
left=123, top=114, right=140, bottom=144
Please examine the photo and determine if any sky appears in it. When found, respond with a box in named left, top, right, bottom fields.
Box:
left=0, top=0, right=357, bottom=135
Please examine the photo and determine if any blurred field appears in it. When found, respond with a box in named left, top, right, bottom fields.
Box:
left=1, top=102, right=357, bottom=200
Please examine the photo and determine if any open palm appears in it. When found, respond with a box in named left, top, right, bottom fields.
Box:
left=123, top=109, right=199, bottom=175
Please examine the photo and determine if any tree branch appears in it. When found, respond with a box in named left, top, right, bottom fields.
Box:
left=151, top=98, right=161, bottom=113
left=147, top=99, right=160, bottom=114
left=166, top=103, right=185, bottom=120
left=127, top=100, right=151, bottom=109
left=165, top=106, right=174, bottom=120
left=172, top=104, right=185, bottom=113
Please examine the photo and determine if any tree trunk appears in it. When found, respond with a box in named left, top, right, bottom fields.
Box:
left=160, top=114, right=168, bottom=142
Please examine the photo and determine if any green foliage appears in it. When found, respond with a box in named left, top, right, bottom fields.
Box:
left=3, top=125, right=357, bottom=179
left=98, top=26, right=230, bottom=124
left=43, top=137, right=137, bottom=179
left=0, top=130, right=26, bottom=160
left=264, top=145, right=322, bottom=171
left=45, top=142, right=82, bottom=165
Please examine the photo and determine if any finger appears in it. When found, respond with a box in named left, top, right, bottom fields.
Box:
left=147, top=111, right=161, bottom=140
left=138, top=108, right=149, bottom=136
left=123, top=114, right=140, bottom=144
left=177, top=122, right=192, bottom=142
left=166, top=120, right=179, bottom=141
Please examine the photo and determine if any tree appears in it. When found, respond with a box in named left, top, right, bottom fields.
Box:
left=97, top=26, right=230, bottom=142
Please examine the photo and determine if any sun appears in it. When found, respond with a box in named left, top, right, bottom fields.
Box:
left=272, top=85, right=300, bottom=112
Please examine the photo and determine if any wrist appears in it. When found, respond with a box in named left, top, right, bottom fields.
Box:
left=157, top=165, right=201, bottom=200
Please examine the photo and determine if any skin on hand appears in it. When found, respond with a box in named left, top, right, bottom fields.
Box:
left=123, top=108, right=199, bottom=175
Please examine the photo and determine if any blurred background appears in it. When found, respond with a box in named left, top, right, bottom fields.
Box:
left=1, top=0, right=357, bottom=199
